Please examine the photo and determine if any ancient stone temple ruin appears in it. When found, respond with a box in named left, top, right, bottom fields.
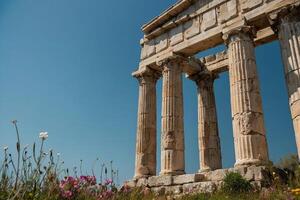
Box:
left=128, top=0, right=300, bottom=194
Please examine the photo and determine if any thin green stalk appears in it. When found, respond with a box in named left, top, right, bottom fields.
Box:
left=110, top=160, right=113, bottom=183
left=100, top=163, right=105, bottom=184
left=12, top=121, right=21, bottom=190
left=92, top=158, right=99, bottom=177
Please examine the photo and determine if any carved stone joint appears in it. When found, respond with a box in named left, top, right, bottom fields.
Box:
left=189, top=70, right=218, bottom=86
left=223, top=26, right=257, bottom=46
left=268, top=4, right=300, bottom=33
left=157, top=54, right=202, bottom=75
left=163, top=131, right=176, bottom=150
left=132, top=66, right=161, bottom=84
left=156, top=54, right=188, bottom=72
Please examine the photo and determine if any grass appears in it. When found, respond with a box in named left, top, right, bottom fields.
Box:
left=1, top=121, right=300, bottom=200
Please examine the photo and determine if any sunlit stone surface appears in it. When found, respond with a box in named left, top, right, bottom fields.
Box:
left=130, top=0, right=300, bottom=195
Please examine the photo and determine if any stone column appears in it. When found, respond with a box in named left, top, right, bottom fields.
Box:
left=223, top=26, right=269, bottom=166
left=273, top=7, right=300, bottom=159
left=133, top=67, right=160, bottom=178
left=160, top=57, right=185, bottom=175
left=191, top=72, right=222, bottom=172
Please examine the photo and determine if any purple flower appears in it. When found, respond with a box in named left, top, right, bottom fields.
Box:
left=104, top=179, right=113, bottom=185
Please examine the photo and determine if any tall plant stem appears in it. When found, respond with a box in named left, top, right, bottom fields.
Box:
left=13, top=121, right=20, bottom=190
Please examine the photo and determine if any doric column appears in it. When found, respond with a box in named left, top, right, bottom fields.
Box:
left=190, top=72, right=222, bottom=172
left=160, top=57, right=185, bottom=175
left=223, top=26, right=269, bottom=166
left=133, top=67, right=160, bottom=178
left=270, top=7, right=300, bottom=159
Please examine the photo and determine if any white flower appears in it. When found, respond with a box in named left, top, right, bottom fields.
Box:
left=39, top=132, right=48, bottom=140
left=57, top=153, right=60, bottom=156
left=3, top=146, right=8, bottom=151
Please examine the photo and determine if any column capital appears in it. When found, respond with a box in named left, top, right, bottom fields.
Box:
left=189, top=70, right=218, bottom=86
left=132, top=66, right=161, bottom=84
left=156, top=55, right=186, bottom=68
left=156, top=54, right=202, bottom=75
left=268, top=5, right=300, bottom=33
left=222, top=26, right=256, bottom=46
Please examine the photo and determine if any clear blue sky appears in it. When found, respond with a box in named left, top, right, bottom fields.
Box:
left=0, top=0, right=297, bottom=184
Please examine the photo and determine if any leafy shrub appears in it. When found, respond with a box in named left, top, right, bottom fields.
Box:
left=274, top=154, right=300, bottom=187
left=221, top=172, right=252, bottom=194
left=276, top=154, right=299, bottom=172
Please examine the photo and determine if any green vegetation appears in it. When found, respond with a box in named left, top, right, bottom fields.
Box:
left=1, top=121, right=300, bottom=199
left=221, top=172, right=252, bottom=194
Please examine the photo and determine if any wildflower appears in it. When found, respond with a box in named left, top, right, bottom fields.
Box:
left=62, top=190, right=73, bottom=199
left=57, top=153, right=61, bottom=156
left=11, top=120, right=17, bottom=124
left=39, top=131, right=48, bottom=140
left=59, top=176, right=79, bottom=199
left=104, top=178, right=113, bottom=185
left=3, top=146, right=8, bottom=151
left=80, top=176, right=97, bottom=185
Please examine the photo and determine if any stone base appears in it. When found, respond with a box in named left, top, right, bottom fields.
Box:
left=124, top=166, right=271, bottom=195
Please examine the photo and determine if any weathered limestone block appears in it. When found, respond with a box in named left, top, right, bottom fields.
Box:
left=156, top=33, right=169, bottom=53
left=182, top=182, right=217, bottom=194
left=133, top=67, right=160, bottom=178
left=218, top=0, right=238, bottom=23
left=204, top=169, right=228, bottom=181
left=177, top=3, right=196, bottom=20
left=228, top=166, right=248, bottom=176
left=170, top=25, right=184, bottom=46
left=204, top=51, right=226, bottom=64
left=143, top=39, right=156, bottom=58
left=173, top=174, right=205, bottom=185
left=128, top=166, right=272, bottom=195
left=215, top=50, right=227, bottom=60
left=148, top=175, right=173, bottom=187
left=151, top=187, right=166, bottom=196
left=205, top=54, right=217, bottom=63
left=160, top=57, right=185, bottom=175
left=275, top=7, right=300, bottom=159
left=184, top=16, right=201, bottom=39
left=244, top=166, right=269, bottom=181
left=202, top=9, right=217, bottom=31
left=223, top=26, right=269, bottom=167
left=123, top=180, right=137, bottom=188
left=241, top=0, right=263, bottom=12
left=136, top=178, right=148, bottom=187
left=165, top=185, right=183, bottom=195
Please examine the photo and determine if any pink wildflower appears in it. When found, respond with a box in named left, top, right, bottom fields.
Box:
left=104, top=179, right=113, bottom=185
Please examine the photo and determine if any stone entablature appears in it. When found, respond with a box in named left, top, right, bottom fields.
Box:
left=139, top=0, right=299, bottom=70
left=199, top=50, right=228, bottom=73
left=131, top=0, right=300, bottom=194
